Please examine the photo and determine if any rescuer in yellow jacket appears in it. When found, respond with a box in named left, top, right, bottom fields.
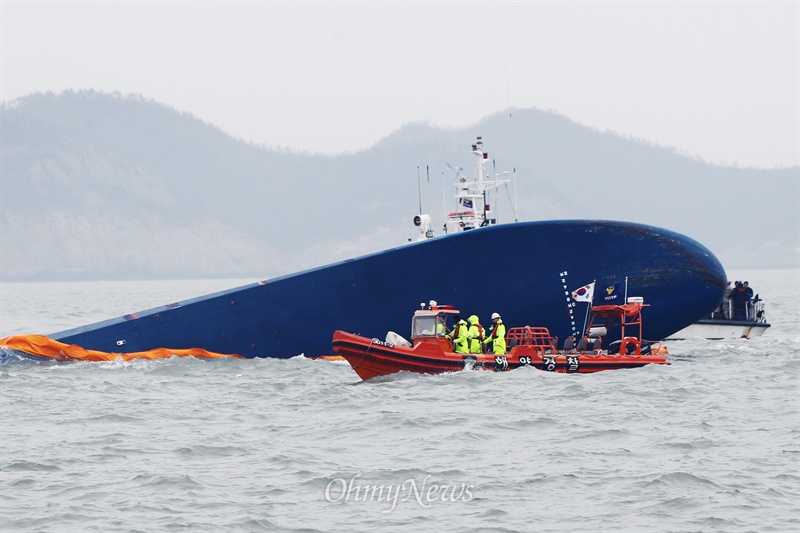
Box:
left=446, top=315, right=470, bottom=353
left=467, top=315, right=485, bottom=354
left=483, top=313, right=506, bottom=354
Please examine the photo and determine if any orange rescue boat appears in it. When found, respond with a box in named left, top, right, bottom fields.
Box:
left=331, top=301, right=669, bottom=381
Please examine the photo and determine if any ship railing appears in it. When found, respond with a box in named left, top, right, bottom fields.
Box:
left=505, top=327, right=557, bottom=354
left=709, top=299, right=733, bottom=320
left=751, top=299, right=767, bottom=323
left=708, top=299, right=766, bottom=322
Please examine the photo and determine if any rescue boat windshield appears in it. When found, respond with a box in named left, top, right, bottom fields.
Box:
left=412, top=314, right=449, bottom=337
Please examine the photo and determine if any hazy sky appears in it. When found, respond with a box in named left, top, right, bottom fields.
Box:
left=2, top=2, right=798, bottom=168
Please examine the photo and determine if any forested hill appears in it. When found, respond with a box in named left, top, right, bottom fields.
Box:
left=1, top=90, right=797, bottom=281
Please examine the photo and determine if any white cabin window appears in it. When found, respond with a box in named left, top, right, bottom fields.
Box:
left=413, top=316, right=437, bottom=337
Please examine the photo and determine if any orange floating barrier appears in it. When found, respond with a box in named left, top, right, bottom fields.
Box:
left=0, top=335, right=243, bottom=362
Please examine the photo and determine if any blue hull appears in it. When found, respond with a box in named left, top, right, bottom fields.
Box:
left=50, top=220, right=726, bottom=358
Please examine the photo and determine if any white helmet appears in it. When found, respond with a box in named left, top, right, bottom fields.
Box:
left=491, top=312, right=501, bottom=320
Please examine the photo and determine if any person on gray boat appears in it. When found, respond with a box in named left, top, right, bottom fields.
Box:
left=727, top=281, right=749, bottom=320
left=743, top=281, right=754, bottom=319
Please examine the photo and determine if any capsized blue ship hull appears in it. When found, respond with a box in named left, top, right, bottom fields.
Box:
left=51, top=220, right=726, bottom=358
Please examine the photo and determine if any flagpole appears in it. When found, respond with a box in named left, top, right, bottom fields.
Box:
left=582, top=304, right=591, bottom=337
left=624, top=276, right=628, bottom=304
left=581, top=279, right=596, bottom=336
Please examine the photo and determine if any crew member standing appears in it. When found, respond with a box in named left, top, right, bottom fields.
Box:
left=447, top=314, right=470, bottom=353
left=467, top=315, right=485, bottom=354
left=483, top=312, right=506, bottom=354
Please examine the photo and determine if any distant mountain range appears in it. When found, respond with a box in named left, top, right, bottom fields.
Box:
left=1, top=90, right=797, bottom=281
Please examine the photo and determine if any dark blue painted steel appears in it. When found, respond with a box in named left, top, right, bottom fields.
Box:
left=50, top=220, right=726, bottom=358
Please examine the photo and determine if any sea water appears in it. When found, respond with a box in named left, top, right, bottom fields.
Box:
left=1, top=271, right=798, bottom=532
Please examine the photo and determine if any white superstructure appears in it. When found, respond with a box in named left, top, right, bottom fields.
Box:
left=414, top=137, right=517, bottom=241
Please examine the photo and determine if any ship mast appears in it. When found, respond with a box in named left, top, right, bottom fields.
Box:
left=444, top=136, right=511, bottom=235
left=413, top=136, right=513, bottom=241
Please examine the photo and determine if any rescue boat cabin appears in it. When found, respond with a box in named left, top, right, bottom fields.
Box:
left=410, top=302, right=461, bottom=350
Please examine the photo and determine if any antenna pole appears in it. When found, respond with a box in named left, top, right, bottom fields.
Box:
left=417, top=166, right=422, bottom=215
left=502, top=67, right=520, bottom=222
left=514, top=168, right=518, bottom=221
left=492, top=158, right=497, bottom=222
left=426, top=165, right=431, bottom=227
